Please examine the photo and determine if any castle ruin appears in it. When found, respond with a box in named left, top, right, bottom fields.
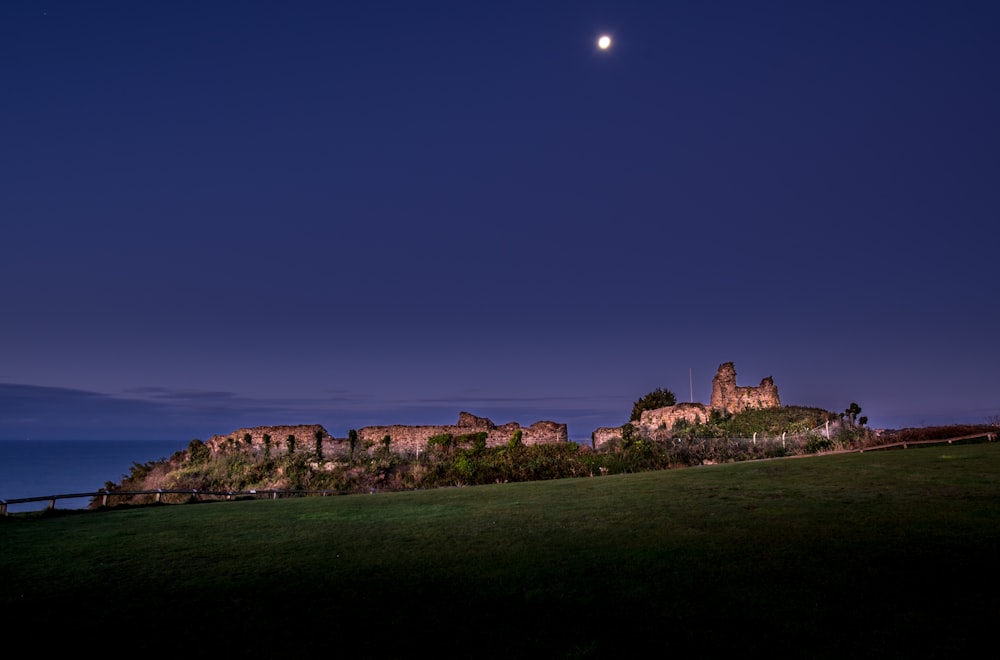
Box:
left=204, top=424, right=330, bottom=456
left=592, top=362, right=781, bottom=448
left=200, top=363, right=778, bottom=457
left=203, top=413, right=568, bottom=459
left=710, top=361, right=780, bottom=414
left=357, top=412, right=568, bottom=454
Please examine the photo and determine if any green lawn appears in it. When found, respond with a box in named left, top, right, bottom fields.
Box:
left=3, top=443, right=998, bottom=658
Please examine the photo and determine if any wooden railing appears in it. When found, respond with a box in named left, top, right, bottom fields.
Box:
left=1, top=488, right=339, bottom=516
left=855, top=432, right=996, bottom=452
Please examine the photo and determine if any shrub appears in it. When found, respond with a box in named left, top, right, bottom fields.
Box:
left=805, top=435, right=834, bottom=453
left=187, top=439, right=210, bottom=465
left=620, top=423, right=640, bottom=448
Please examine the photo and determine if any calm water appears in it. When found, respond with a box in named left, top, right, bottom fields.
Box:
left=0, top=440, right=184, bottom=512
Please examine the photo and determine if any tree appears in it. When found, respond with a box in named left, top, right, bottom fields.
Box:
left=287, top=434, right=296, bottom=455
left=314, top=428, right=324, bottom=460
left=845, top=402, right=862, bottom=425
left=620, top=423, right=639, bottom=448
left=508, top=429, right=524, bottom=449
left=263, top=433, right=272, bottom=458
left=348, top=429, right=358, bottom=459
left=631, top=387, right=677, bottom=421
left=243, top=433, right=252, bottom=446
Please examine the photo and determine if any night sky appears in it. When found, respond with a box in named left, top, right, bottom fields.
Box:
left=3, top=1, right=998, bottom=443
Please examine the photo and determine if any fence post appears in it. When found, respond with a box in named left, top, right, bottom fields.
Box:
left=1, top=500, right=6, bottom=517
left=102, top=491, right=109, bottom=507
left=48, top=497, right=56, bottom=511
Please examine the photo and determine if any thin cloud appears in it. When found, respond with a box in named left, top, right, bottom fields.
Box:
left=0, top=382, right=623, bottom=443
left=122, top=387, right=241, bottom=401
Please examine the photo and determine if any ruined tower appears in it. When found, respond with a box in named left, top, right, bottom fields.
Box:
left=710, top=362, right=781, bottom=414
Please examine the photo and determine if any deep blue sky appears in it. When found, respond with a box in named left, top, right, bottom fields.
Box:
left=3, top=1, right=998, bottom=443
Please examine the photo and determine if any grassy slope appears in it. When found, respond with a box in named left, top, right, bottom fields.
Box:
left=2, top=443, right=999, bottom=658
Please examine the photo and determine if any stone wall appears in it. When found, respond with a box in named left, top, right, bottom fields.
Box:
left=638, top=402, right=713, bottom=435
left=594, top=402, right=717, bottom=448
left=205, top=424, right=330, bottom=455
left=710, top=362, right=781, bottom=413
left=591, top=426, right=624, bottom=451
left=358, top=412, right=568, bottom=454
left=196, top=414, right=567, bottom=460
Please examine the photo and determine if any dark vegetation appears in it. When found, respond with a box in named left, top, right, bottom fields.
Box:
left=96, top=391, right=997, bottom=510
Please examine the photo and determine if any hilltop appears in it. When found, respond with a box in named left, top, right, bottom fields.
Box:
left=98, top=403, right=965, bottom=508
left=97, top=361, right=997, bottom=508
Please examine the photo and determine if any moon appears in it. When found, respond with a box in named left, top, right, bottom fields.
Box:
left=597, top=35, right=611, bottom=50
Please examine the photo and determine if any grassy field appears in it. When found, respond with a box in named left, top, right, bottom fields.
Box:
left=2, top=442, right=998, bottom=658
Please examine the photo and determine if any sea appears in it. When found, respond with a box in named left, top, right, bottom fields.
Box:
left=0, top=439, right=184, bottom=513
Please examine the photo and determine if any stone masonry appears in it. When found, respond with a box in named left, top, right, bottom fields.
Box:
left=203, top=414, right=568, bottom=458
left=592, top=362, right=781, bottom=448
left=358, top=412, right=568, bottom=454
left=710, top=361, right=781, bottom=414
left=204, top=424, right=330, bottom=455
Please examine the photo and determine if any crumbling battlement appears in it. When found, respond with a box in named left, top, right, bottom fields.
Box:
left=205, top=424, right=330, bottom=455
left=639, top=402, right=713, bottom=433
left=358, top=412, right=568, bottom=454
left=592, top=402, right=714, bottom=450
left=710, top=362, right=780, bottom=413
left=202, top=414, right=568, bottom=459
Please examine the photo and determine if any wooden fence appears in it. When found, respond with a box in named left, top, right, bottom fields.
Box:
left=854, top=432, right=996, bottom=452
left=1, top=488, right=339, bottom=516
left=2, top=432, right=994, bottom=516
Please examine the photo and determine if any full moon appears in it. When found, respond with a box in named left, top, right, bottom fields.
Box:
left=597, top=35, right=611, bottom=50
